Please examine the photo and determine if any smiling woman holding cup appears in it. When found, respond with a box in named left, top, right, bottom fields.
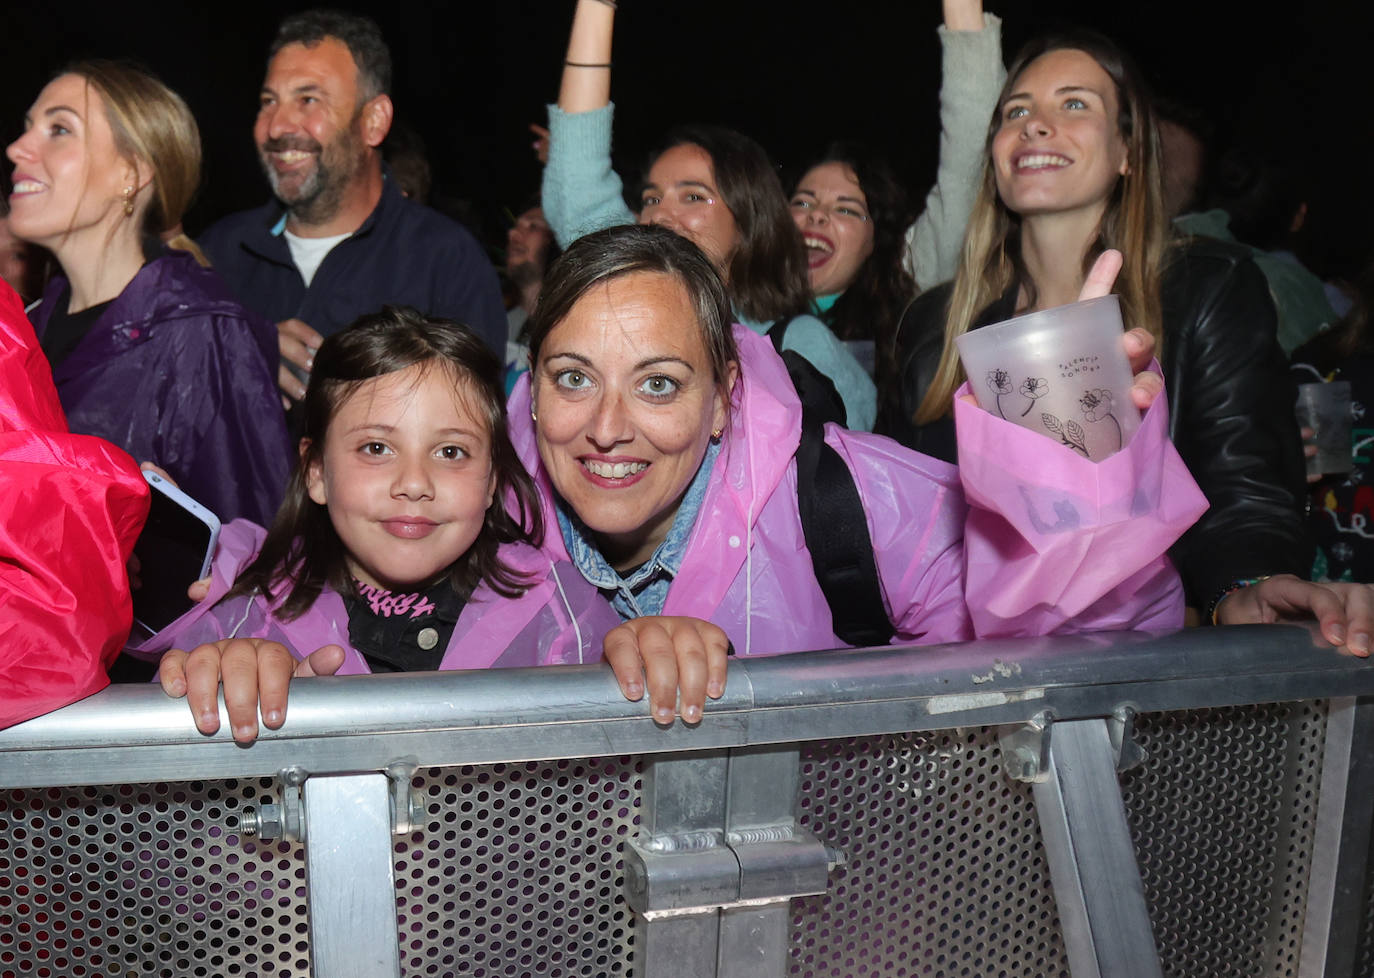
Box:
left=880, top=30, right=1374, bottom=648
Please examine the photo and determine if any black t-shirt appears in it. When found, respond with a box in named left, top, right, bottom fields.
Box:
left=40, top=283, right=113, bottom=372
left=341, top=577, right=466, bottom=673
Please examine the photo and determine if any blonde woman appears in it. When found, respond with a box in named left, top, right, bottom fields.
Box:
left=883, top=31, right=1372, bottom=648
left=7, top=61, right=290, bottom=523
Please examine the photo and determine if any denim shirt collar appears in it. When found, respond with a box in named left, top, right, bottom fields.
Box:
left=557, top=439, right=721, bottom=619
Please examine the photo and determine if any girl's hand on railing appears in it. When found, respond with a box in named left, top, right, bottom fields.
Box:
left=1215, top=574, right=1374, bottom=657
left=602, top=617, right=731, bottom=725
left=158, top=639, right=346, bottom=743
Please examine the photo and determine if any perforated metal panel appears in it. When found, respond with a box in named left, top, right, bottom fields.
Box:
left=399, top=759, right=641, bottom=976
left=1121, top=701, right=1328, bottom=978
left=0, top=758, right=643, bottom=978
left=0, top=706, right=1337, bottom=978
left=0, top=777, right=305, bottom=978
left=787, top=727, right=1070, bottom=978
left=1356, top=786, right=1374, bottom=978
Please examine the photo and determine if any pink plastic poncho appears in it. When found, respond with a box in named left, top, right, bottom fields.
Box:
left=508, top=325, right=1206, bottom=655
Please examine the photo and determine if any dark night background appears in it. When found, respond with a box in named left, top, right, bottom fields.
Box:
left=8, top=1, right=1372, bottom=280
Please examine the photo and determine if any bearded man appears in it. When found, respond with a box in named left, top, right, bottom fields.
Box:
left=200, top=10, right=504, bottom=405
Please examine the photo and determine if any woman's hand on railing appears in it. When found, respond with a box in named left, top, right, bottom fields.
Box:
left=158, top=638, right=346, bottom=743
left=602, top=617, right=731, bottom=725
left=1215, top=574, right=1374, bottom=656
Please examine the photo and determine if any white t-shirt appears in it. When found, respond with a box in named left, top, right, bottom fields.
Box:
left=283, top=229, right=351, bottom=287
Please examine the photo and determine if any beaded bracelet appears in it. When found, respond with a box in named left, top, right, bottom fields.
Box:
left=1207, top=575, right=1272, bottom=625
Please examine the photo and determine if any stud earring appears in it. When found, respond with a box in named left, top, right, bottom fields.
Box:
left=122, top=186, right=135, bottom=217
left=711, top=428, right=723, bottom=440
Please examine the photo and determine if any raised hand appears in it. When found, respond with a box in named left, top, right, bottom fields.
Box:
left=942, top=0, right=985, bottom=31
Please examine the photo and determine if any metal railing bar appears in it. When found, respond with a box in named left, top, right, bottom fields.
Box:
left=1, top=625, right=1368, bottom=791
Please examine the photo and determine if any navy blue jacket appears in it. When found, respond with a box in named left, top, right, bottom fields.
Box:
left=30, top=250, right=293, bottom=525
left=198, top=175, right=505, bottom=353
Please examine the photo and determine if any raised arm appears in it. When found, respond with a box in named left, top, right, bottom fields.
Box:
left=558, top=0, right=615, bottom=111
left=542, top=0, right=636, bottom=247
left=904, top=0, right=1006, bottom=291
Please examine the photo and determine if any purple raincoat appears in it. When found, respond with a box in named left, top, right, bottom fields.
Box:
left=508, top=324, right=1208, bottom=656
left=137, top=520, right=623, bottom=673
left=30, top=250, right=292, bottom=525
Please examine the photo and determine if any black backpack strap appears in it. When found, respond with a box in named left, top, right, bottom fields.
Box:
left=767, top=316, right=790, bottom=353
left=793, top=415, right=896, bottom=648
left=766, top=316, right=848, bottom=429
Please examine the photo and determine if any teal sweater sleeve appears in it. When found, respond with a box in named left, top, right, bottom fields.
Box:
left=904, top=13, right=1007, bottom=292
left=542, top=103, right=636, bottom=249
left=743, top=314, right=877, bottom=431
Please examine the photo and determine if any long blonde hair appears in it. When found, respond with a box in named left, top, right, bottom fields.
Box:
left=916, top=31, right=1169, bottom=425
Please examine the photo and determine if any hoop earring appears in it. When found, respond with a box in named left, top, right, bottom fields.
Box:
left=122, top=186, right=135, bottom=217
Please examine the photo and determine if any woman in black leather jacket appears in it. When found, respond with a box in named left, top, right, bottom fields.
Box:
left=879, top=30, right=1373, bottom=649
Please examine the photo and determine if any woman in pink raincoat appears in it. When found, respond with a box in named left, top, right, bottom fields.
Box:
left=506, top=224, right=1207, bottom=721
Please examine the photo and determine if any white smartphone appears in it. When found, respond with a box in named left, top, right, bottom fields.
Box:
left=131, top=470, right=221, bottom=636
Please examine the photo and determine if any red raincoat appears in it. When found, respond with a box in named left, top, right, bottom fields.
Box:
left=0, top=280, right=148, bottom=728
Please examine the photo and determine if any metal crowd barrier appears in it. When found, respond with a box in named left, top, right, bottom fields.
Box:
left=2, top=624, right=1373, bottom=977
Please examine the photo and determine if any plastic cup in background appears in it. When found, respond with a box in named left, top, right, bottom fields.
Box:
left=1295, top=380, right=1352, bottom=478
left=954, top=294, right=1140, bottom=461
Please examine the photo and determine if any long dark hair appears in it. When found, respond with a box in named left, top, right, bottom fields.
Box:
left=796, top=142, right=915, bottom=389
left=230, top=307, right=543, bottom=620
left=646, top=126, right=812, bottom=325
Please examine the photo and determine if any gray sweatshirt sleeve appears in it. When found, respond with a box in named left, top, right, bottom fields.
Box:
left=542, top=103, right=637, bottom=249
left=903, top=13, right=1007, bottom=292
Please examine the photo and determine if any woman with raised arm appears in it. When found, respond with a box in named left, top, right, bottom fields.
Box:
left=541, top=0, right=876, bottom=430
left=884, top=31, right=1370, bottom=647
left=789, top=0, right=1004, bottom=390
left=6, top=61, right=290, bottom=524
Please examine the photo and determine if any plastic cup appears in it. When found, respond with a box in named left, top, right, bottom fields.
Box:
left=1295, top=381, right=1352, bottom=477
left=954, top=294, right=1140, bottom=461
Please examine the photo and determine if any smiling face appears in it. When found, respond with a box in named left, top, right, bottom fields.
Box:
left=790, top=161, right=875, bottom=297
left=255, top=37, right=371, bottom=223
left=638, top=144, right=739, bottom=275
left=991, top=48, right=1129, bottom=222
left=5, top=74, right=137, bottom=252
left=531, top=270, right=735, bottom=571
left=306, top=361, right=496, bottom=591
